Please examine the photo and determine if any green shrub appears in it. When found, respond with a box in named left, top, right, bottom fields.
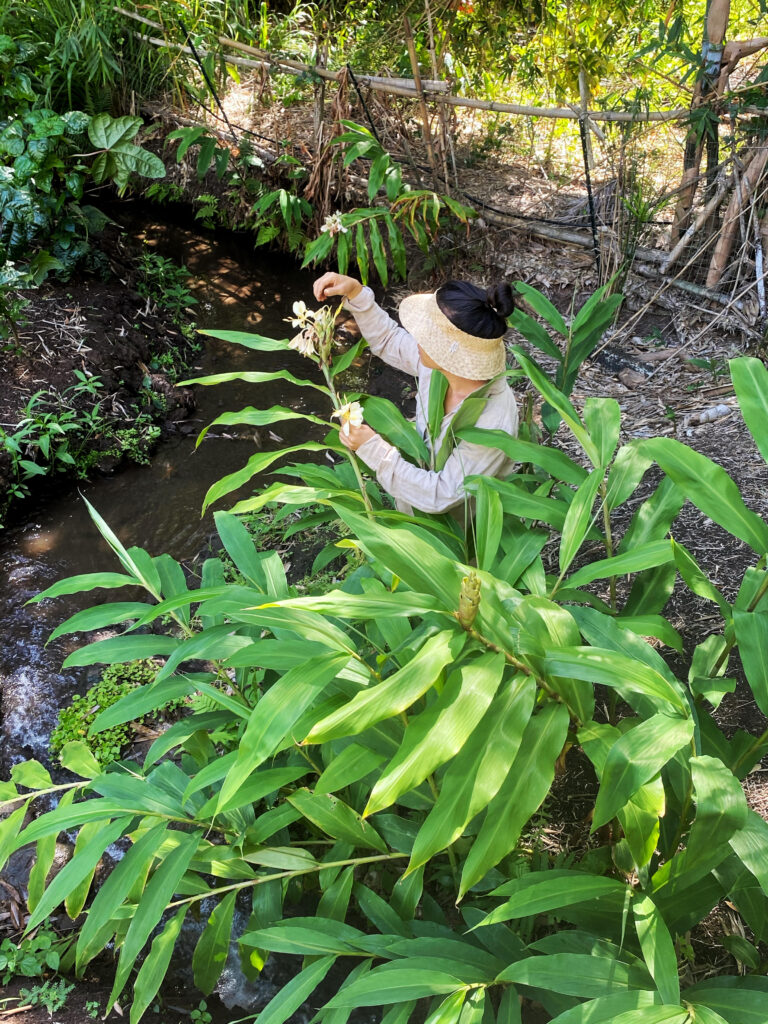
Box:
left=6, top=297, right=768, bottom=1024
left=50, top=660, right=164, bottom=766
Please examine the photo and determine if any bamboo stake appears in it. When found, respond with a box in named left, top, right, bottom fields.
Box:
left=424, top=0, right=452, bottom=195
left=707, top=146, right=768, bottom=287
left=403, top=14, right=440, bottom=191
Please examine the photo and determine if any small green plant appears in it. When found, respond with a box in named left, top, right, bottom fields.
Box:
left=0, top=928, right=62, bottom=986
left=0, top=260, right=29, bottom=348
left=49, top=660, right=171, bottom=766
left=136, top=250, right=198, bottom=321
left=19, top=979, right=74, bottom=1015
left=86, top=999, right=101, bottom=1019
left=689, top=354, right=729, bottom=381
left=190, top=1000, right=212, bottom=1024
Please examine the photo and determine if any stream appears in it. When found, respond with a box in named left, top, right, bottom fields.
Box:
left=0, top=213, right=324, bottom=771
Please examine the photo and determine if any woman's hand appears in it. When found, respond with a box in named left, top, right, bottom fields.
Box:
left=338, top=423, right=376, bottom=452
left=313, top=273, right=363, bottom=303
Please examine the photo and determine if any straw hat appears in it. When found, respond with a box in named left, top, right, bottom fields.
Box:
left=399, top=291, right=507, bottom=379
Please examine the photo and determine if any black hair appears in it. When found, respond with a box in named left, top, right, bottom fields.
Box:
left=435, top=280, right=515, bottom=339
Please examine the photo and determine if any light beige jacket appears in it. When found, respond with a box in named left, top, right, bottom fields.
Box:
left=345, top=286, right=518, bottom=515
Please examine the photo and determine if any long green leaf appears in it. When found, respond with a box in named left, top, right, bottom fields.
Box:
left=62, top=634, right=180, bottom=669
left=685, top=976, right=768, bottom=1024
left=362, top=395, right=430, bottom=465
left=566, top=541, right=674, bottom=590
left=592, top=715, right=694, bottom=829
left=457, top=427, right=587, bottom=485
left=476, top=873, right=628, bottom=928
left=324, top=966, right=464, bottom=1008
left=308, top=632, right=464, bottom=744
left=639, top=437, right=768, bottom=554
left=197, top=406, right=330, bottom=447
left=108, top=830, right=201, bottom=1010
left=29, top=572, right=137, bottom=604
left=364, top=652, right=506, bottom=816
left=130, top=906, right=188, bottom=1024
left=408, top=673, right=534, bottom=873
left=633, top=895, right=679, bottom=1005
left=193, top=890, right=237, bottom=994
left=583, top=398, right=621, bottom=468
left=25, top=816, right=133, bottom=931
left=460, top=701, right=569, bottom=897
left=730, top=356, right=768, bottom=466
left=733, top=609, right=768, bottom=717
left=496, top=953, right=644, bottom=997
left=197, top=329, right=291, bottom=351
left=76, top=822, right=168, bottom=971
left=252, top=955, right=336, bottom=1024
left=203, top=444, right=328, bottom=513
left=217, top=652, right=349, bottom=811
left=546, top=991, right=661, bottom=1024
left=288, top=790, right=388, bottom=852
left=559, top=469, right=603, bottom=574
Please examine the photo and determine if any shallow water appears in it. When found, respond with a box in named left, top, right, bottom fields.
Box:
left=0, top=215, right=324, bottom=767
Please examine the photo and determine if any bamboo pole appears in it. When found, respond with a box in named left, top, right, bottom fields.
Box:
left=707, top=146, right=768, bottom=287
left=403, top=14, right=440, bottom=191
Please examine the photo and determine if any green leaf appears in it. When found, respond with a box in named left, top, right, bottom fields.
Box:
left=130, top=906, right=188, bottom=1024
left=457, top=427, right=588, bottom=485
left=203, top=443, right=329, bottom=513
left=386, top=216, right=407, bottom=279
left=369, top=217, right=388, bottom=286
left=324, top=966, right=464, bottom=1008
left=193, top=891, right=236, bottom=995
left=540, top=647, right=687, bottom=716
left=76, top=822, right=168, bottom=970
left=509, top=309, right=562, bottom=361
left=316, top=745, right=385, bottom=795
left=567, top=541, right=674, bottom=590
left=251, top=955, right=336, bottom=1024
left=639, top=437, right=768, bottom=554
left=605, top=444, right=654, bottom=510
left=460, top=701, right=569, bottom=897
left=476, top=873, right=629, bottom=927
left=511, top=346, right=600, bottom=465
left=11, top=760, right=51, bottom=790
left=48, top=601, right=154, bottom=642
left=307, top=631, right=463, bottom=743
left=62, top=634, right=179, bottom=669
left=218, top=652, right=349, bottom=811
left=559, top=469, right=604, bottom=575
left=497, top=953, right=644, bottom=997
left=198, top=405, right=329, bottom=447
left=197, top=329, right=291, bottom=351
left=733, top=609, right=768, bottom=717
left=546, top=991, right=661, bottom=1024
left=90, top=676, right=197, bottom=734
left=514, top=282, right=568, bottom=335
left=423, top=991, right=466, bottom=1024
left=633, top=895, right=679, bottom=1004
left=288, top=790, right=388, bottom=852
left=364, top=652, right=506, bottom=816
left=583, top=398, right=621, bottom=468
left=475, top=479, right=503, bottom=571
left=653, top=756, right=748, bottom=893
left=730, top=356, right=768, bottom=466
left=241, top=918, right=364, bottom=957
left=82, top=499, right=159, bottom=595
left=25, top=816, right=133, bottom=932
left=28, top=790, right=75, bottom=912
left=729, top=809, right=768, bottom=898
left=617, top=777, right=665, bottom=869
left=592, top=715, right=694, bottom=829
left=408, top=674, right=535, bottom=872
left=362, top=395, right=430, bottom=465
left=29, top=572, right=137, bottom=603
left=88, top=113, right=140, bottom=149
left=108, top=830, right=201, bottom=1010
left=685, top=976, right=768, bottom=1024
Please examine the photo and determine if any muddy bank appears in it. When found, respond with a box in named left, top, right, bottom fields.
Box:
left=0, top=225, right=198, bottom=523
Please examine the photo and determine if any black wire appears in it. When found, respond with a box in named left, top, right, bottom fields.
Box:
left=182, top=85, right=281, bottom=148
left=346, top=64, right=383, bottom=145
left=177, top=17, right=239, bottom=145
left=579, top=114, right=601, bottom=276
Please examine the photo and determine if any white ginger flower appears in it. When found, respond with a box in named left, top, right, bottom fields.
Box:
left=332, top=400, right=365, bottom=436
left=288, top=329, right=316, bottom=358
left=320, top=211, right=348, bottom=237
left=285, top=300, right=317, bottom=330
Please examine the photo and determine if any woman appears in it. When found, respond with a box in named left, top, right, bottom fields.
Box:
left=313, top=272, right=519, bottom=516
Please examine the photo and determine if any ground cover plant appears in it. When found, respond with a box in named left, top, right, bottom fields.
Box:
left=2, top=289, right=768, bottom=1023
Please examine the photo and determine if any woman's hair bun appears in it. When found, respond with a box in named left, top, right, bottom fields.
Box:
left=486, top=282, right=515, bottom=319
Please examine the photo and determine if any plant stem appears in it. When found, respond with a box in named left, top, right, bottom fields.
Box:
left=321, top=363, right=373, bottom=514
left=599, top=481, right=617, bottom=612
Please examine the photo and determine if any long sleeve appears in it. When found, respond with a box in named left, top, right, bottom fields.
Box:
left=344, top=286, right=420, bottom=376
left=356, top=430, right=512, bottom=515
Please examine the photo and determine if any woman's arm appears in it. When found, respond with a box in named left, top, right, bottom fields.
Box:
left=340, top=424, right=511, bottom=514
left=314, top=272, right=420, bottom=376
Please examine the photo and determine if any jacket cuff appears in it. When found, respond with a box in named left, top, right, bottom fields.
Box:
left=356, top=433, right=394, bottom=471
left=344, top=285, right=376, bottom=313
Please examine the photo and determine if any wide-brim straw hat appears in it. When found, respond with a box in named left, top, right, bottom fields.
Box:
left=399, top=292, right=507, bottom=379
